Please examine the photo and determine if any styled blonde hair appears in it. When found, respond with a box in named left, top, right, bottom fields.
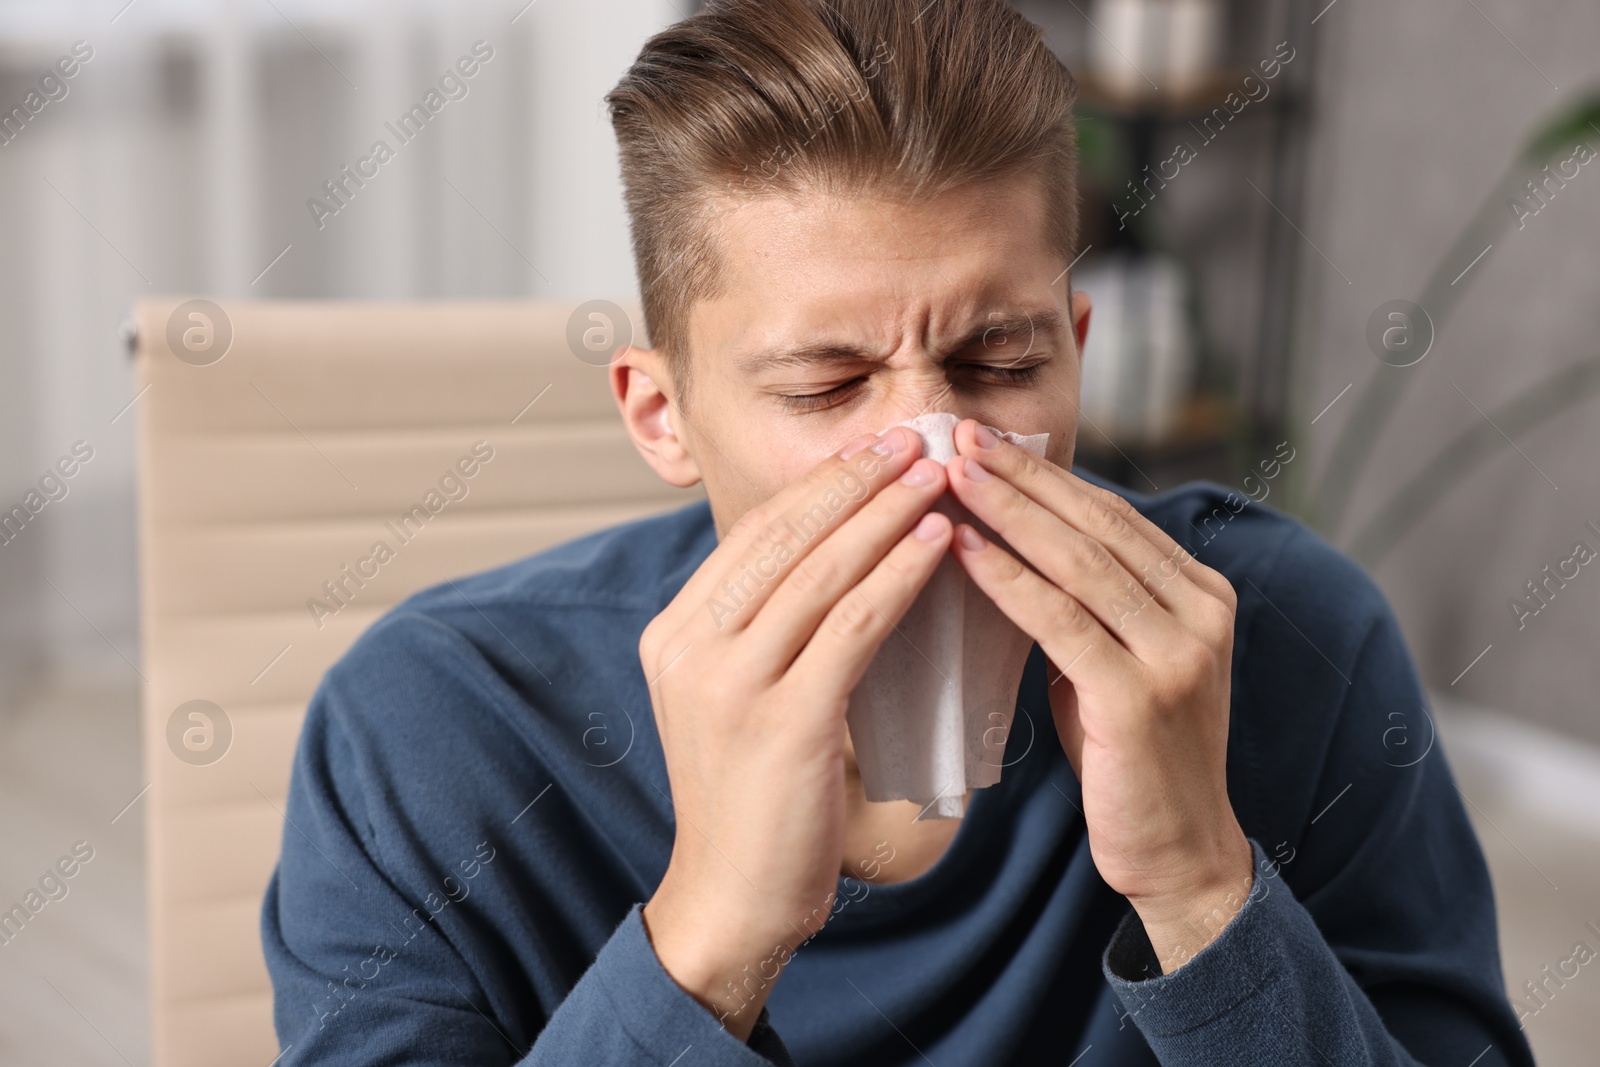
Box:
left=605, top=0, right=1081, bottom=409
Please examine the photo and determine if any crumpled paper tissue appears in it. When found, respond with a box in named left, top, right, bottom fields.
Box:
left=844, top=411, right=1049, bottom=820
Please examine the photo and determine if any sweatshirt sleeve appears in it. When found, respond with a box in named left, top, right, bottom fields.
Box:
left=531, top=903, right=796, bottom=1067
left=260, top=611, right=796, bottom=1066
left=1096, top=531, right=1536, bottom=1067
left=1099, top=835, right=1529, bottom=1067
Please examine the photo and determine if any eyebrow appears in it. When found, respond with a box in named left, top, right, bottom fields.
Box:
left=735, top=306, right=1067, bottom=373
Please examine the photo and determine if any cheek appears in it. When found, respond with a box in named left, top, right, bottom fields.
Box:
left=764, top=417, right=883, bottom=484
left=766, top=414, right=859, bottom=462
left=707, top=433, right=869, bottom=539
left=1048, top=434, right=1076, bottom=470
left=705, top=459, right=800, bottom=539
left=1040, top=358, right=1080, bottom=468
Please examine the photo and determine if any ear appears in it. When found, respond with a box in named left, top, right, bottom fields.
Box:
left=1070, top=287, right=1092, bottom=360
left=609, top=344, right=702, bottom=488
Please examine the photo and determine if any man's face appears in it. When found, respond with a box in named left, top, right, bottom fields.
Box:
left=618, top=170, right=1091, bottom=535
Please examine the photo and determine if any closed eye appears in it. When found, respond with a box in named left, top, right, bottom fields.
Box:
left=965, top=363, right=1046, bottom=386
left=773, top=377, right=869, bottom=414
left=773, top=362, right=1047, bottom=414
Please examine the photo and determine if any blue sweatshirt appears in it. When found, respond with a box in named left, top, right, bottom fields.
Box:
left=261, top=476, right=1536, bottom=1066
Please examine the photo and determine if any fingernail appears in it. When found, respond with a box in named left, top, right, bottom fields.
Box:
left=840, top=434, right=878, bottom=460
left=974, top=424, right=1000, bottom=449
left=900, top=459, right=936, bottom=486
left=963, top=456, right=991, bottom=482
left=869, top=429, right=898, bottom=456
left=957, top=524, right=986, bottom=551
left=913, top=512, right=943, bottom=541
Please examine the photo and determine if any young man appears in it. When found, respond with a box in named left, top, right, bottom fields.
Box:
left=262, top=1, right=1536, bottom=1063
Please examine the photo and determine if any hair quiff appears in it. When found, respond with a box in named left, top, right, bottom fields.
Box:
left=604, top=0, right=1080, bottom=410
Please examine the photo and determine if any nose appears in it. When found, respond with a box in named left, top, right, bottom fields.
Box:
left=872, top=361, right=965, bottom=428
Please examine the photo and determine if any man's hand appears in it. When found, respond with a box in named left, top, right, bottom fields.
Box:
left=639, top=425, right=953, bottom=1037
left=944, top=418, right=1254, bottom=976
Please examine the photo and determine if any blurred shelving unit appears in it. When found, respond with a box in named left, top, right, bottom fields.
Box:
left=1074, top=391, right=1242, bottom=494
left=1020, top=0, right=1318, bottom=493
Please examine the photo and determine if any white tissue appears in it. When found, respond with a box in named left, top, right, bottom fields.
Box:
left=844, top=412, right=1050, bottom=820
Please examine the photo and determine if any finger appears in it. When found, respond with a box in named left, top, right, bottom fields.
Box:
left=946, top=453, right=1183, bottom=654
left=740, top=457, right=950, bottom=678
left=948, top=520, right=1139, bottom=697
left=1046, top=668, right=1086, bottom=778
left=783, top=509, right=953, bottom=706
left=952, top=418, right=1235, bottom=615
left=656, top=425, right=922, bottom=645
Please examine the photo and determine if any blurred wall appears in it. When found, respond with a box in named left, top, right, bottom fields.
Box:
left=0, top=0, right=673, bottom=702
left=1300, top=0, right=1600, bottom=743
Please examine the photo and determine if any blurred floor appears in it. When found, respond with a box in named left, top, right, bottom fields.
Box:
left=0, top=668, right=147, bottom=1067
left=1438, top=694, right=1600, bottom=1066
left=0, top=674, right=1593, bottom=1065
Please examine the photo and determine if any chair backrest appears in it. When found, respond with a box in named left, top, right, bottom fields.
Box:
left=132, top=298, right=701, bottom=1067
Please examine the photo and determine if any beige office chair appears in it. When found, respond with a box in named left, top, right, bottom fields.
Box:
left=132, top=298, right=702, bottom=1067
